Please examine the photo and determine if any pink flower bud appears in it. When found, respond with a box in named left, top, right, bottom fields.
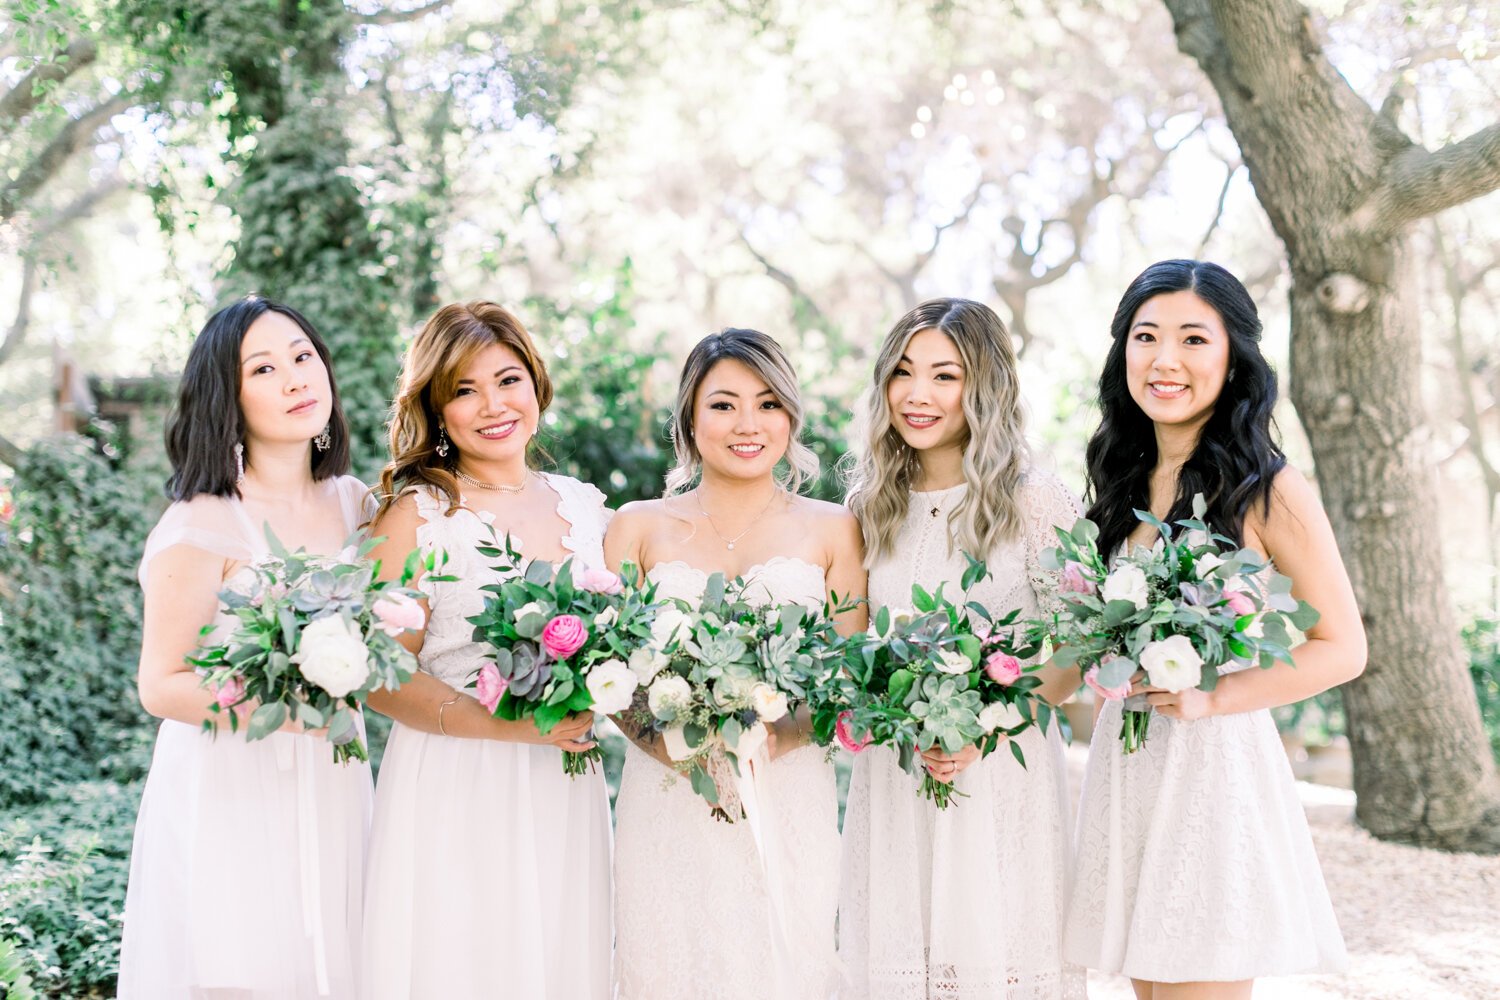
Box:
left=475, top=661, right=508, bottom=715
left=1224, top=590, right=1256, bottom=617
left=984, top=652, right=1023, bottom=686
left=1061, top=561, right=1097, bottom=595
left=835, top=711, right=871, bottom=754
left=1084, top=661, right=1131, bottom=701
left=372, top=591, right=426, bottom=636
left=540, top=614, right=589, bottom=660
left=213, top=674, right=246, bottom=711
left=576, top=567, right=624, bottom=595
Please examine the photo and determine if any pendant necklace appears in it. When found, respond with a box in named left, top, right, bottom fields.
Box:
left=696, top=488, right=781, bottom=551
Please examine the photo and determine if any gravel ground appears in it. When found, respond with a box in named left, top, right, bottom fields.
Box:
left=1064, top=746, right=1500, bottom=999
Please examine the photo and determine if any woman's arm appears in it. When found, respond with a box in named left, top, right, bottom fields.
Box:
left=137, top=545, right=242, bottom=725
left=1142, top=467, right=1367, bottom=720
left=363, top=495, right=594, bottom=749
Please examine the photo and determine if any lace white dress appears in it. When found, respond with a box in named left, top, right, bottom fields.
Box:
left=360, top=474, right=613, bottom=1000
left=839, top=469, right=1088, bottom=1000
left=119, top=476, right=374, bottom=1000
left=613, top=556, right=843, bottom=1000
left=1063, top=557, right=1348, bottom=981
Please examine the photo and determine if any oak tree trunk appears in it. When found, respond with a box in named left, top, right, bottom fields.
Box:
left=1161, top=0, right=1500, bottom=850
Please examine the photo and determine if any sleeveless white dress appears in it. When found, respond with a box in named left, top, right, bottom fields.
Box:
left=360, top=474, right=613, bottom=1000
left=839, top=469, right=1087, bottom=1000
left=613, top=556, right=843, bottom=1000
left=1063, top=556, right=1349, bottom=981
left=119, top=475, right=374, bottom=1000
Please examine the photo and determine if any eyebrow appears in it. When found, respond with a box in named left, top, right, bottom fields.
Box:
left=242, top=337, right=311, bottom=364
left=706, top=388, right=776, bottom=399
left=457, top=365, right=524, bottom=383
left=897, top=354, right=962, bottom=368
left=1131, top=320, right=1213, bottom=331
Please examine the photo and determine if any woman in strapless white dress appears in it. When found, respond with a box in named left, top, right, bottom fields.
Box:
left=605, top=328, right=867, bottom=1000
left=1063, top=261, right=1366, bottom=1000
left=121, top=297, right=371, bottom=999
left=360, top=302, right=611, bottom=999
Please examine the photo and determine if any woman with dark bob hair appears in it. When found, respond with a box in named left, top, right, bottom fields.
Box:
left=120, top=296, right=373, bottom=998
left=1063, top=261, right=1367, bottom=999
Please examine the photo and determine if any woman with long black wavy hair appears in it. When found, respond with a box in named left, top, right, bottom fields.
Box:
left=1062, top=260, right=1366, bottom=999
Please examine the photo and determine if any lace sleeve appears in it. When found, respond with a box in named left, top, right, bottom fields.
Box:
left=138, top=497, right=255, bottom=589
left=547, top=473, right=612, bottom=569
left=1020, top=467, right=1085, bottom=618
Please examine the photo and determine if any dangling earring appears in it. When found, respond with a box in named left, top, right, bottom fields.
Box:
left=234, top=443, right=246, bottom=484
left=436, top=426, right=450, bottom=458
left=314, top=425, right=331, bottom=452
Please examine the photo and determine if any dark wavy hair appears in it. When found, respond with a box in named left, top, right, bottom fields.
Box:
left=1084, top=259, right=1284, bottom=558
left=165, top=295, right=351, bottom=501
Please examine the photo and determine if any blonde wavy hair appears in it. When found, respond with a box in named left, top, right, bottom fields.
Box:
left=847, top=298, right=1028, bottom=564
left=376, top=301, right=553, bottom=520
left=665, top=328, right=819, bottom=495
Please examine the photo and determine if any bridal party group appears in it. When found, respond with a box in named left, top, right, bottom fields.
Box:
left=117, top=258, right=1367, bottom=1000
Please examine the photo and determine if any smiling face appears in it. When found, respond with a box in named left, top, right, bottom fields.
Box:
left=886, top=327, right=969, bottom=459
left=1124, top=289, right=1231, bottom=435
left=439, top=341, right=540, bottom=470
left=691, top=358, right=791, bottom=484
left=238, top=310, right=333, bottom=448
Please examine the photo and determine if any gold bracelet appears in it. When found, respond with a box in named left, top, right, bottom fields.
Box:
left=437, top=693, right=462, bottom=736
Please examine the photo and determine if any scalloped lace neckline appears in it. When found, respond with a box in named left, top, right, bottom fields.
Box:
left=647, top=554, right=824, bottom=581
left=453, top=472, right=584, bottom=554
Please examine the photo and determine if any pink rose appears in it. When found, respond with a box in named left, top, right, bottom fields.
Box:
left=1223, top=590, right=1256, bottom=617
left=835, top=711, right=871, bottom=754
left=213, top=674, right=246, bottom=711
left=540, top=614, right=589, bottom=660
left=984, top=652, right=1023, bottom=686
left=1061, top=561, right=1097, bottom=595
left=372, top=591, right=426, bottom=636
left=476, top=661, right=508, bottom=714
left=576, top=567, right=624, bottom=595
left=1084, top=661, right=1131, bottom=701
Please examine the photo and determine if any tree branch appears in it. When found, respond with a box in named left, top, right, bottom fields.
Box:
left=355, top=1, right=449, bottom=25
left=0, top=430, right=23, bottom=470
left=0, top=93, right=133, bottom=219
left=1366, top=124, right=1500, bottom=232
left=0, top=38, right=99, bottom=126
left=1197, top=159, right=1241, bottom=256
left=739, top=235, right=833, bottom=330
left=0, top=256, right=39, bottom=369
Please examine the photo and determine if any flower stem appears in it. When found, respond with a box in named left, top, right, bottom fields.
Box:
left=562, top=746, right=605, bottom=777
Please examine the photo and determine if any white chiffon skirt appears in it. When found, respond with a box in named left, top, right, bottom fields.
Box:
left=118, top=719, right=373, bottom=999
left=838, top=728, right=1085, bottom=1000
left=359, top=722, right=612, bottom=999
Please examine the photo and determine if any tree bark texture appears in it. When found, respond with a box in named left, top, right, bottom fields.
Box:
left=1162, top=0, right=1500, bottom=850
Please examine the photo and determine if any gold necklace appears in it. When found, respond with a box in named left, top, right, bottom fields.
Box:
left=695, top=488, right=781, bottom=551
left=455, top=468, right=531, bottom=494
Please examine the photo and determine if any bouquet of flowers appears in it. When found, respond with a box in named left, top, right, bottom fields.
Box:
left=812, top=557, right=1052, bottom=809
left=468, top=538, right=660, bottom=776
left=190, top=530, right=436, bottom=764
left=625, top=573, right=845, bottom=820
left=1041, top=495, right=1320, bottom=753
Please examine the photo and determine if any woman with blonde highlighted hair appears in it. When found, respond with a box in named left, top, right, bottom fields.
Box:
left=359, top=301, right=612, bottom=999
left=606, top=328, right=867, bottom=1000
left=839, top=298, right=1087, bottom=999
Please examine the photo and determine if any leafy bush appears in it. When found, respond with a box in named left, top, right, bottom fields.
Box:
left=0, top=781, right=140, bottom=998
left=1462, top=616, right=1500, bottom=763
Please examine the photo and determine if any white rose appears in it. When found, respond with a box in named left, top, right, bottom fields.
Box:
left=1101, top=564, right=1149, bottom=609
left=1138, top=635, right=1204, bottom=693
left=662, top=724, right=696, bottom=761
left=584, top=659, right=638, bottom=715
left=647, top=675, right=693, bottom=720
left=1181, top=529, right=1210, bottom=550
left=628, top=646, right=669, bottom=683
left=731, top=720, right=769, bottom=761
left=515, top=601, right=545, bottom=622
left=978, top=701, right=1024, bottom=733
left=1195, top=552, right=1224, bottom=578
left=650, top=607, right=692, bottom=648
left=935, top=649, right=973, bottom=675
left=592, top=606, right=619, bottom=629
left=750, top=683, right=790, bottom=723
left=292, top=615, right=370, bottom=698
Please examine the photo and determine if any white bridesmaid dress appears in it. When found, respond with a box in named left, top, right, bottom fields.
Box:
left=359, top=473, right=613, bottom=1000
left=612, top=556, right=843, bottom=1000
left=119, top=475, right=374, bottom=999
left=838, top=468, right=1087, bottom=1000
